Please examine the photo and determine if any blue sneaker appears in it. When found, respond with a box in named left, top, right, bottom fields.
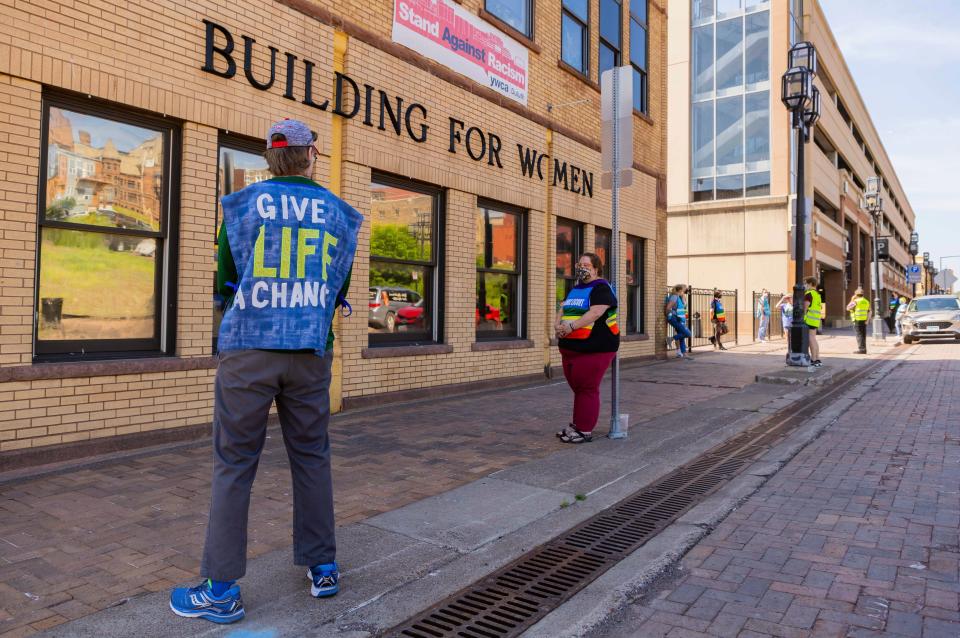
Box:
left=169, top=581, right=245, bottom=624
left=308, top=562, right=339, bottom=598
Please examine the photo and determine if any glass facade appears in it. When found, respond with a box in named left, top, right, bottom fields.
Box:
left=690, top=0, right=770, bottom=201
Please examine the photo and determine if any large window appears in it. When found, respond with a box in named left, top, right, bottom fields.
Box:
left=630, top=0, right=649, bottom=113
left=36, top=96, right=177, bottom=358
left=689, top=1, right=770, bottom=201
left=476, top=203, right=525, bottom=340
left=486, top=0, right=533, bottom=37
left=556, top=218, right=584, bottom=302
left=625, top=236, right=645, bottom=333
left=599, top=0, right=622, bottom=77
left=594, top=227, right=612, bottom=272
left=561, top=0, right=590, bottom=75
left=213, top=135, right=271, bottom=351
left=369, top=175, right=442, bottom=346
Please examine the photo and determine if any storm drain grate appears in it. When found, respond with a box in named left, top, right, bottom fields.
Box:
left=388, top=357, right=892, bottom=638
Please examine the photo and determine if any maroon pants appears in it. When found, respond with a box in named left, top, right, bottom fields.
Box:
left=559, top=349, right=616, bottom=434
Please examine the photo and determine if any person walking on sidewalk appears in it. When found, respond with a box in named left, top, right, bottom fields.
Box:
left=664, top=284, right=693, bottom=359
left=169, top=119, right=362, bottom=625
left=776, top=294, right=793, bottom=341
left=554, top=253, right=620, bottom=444
left=895, top=295, right=909, bottom=340
left=708, top=289, right=728, bottom=350
left=803, top=277, right=823, bottom=367
left=756, top=290, right=771, bottom=342
left=846, top=288, right=870, bottom=354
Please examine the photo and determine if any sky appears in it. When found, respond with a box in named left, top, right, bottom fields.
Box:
left=820, top=0, right=960, bottom=275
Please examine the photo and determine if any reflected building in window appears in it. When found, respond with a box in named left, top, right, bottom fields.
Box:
left=667, top=0, right=917, bottom=335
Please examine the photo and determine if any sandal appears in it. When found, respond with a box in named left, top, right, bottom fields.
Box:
left=558, top=426, right=593, bottom=444
left=556, top=424, right=576, bottom=439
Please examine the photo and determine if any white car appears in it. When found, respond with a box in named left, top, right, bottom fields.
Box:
left=900, top=295, right=960, bottom=344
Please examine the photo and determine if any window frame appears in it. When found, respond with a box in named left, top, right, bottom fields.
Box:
left=212, top=132, right=269, bottom=353
left=561, top=0, right=591, bottom=77
left=625, top=235, right=646, bottom=334
left=34, top=91, right=181, bottom=360
left=556, top=217, right=585, bottom=303
left=476, top=199, right=527, bottom=341
left=485, top=0, right=535, bottom=39
left=629, top=0, right=649, bottom=114
left=599, top=0, right=623, bottom=77
left=368, top=171, right=445, bottom=347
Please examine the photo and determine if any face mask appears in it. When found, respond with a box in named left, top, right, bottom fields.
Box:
left=576, top=266, right=591, bottom=282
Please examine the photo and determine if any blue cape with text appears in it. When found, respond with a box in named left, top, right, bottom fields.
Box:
left=217, top=180, right=362, bottom=354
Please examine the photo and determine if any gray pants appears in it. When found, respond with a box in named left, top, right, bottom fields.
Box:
left=201, top=349, right=336, bottom=581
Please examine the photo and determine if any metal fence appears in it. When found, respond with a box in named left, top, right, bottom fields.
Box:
left=665, top=287, right=738, bottom=351
left=752, top=291, right=788, bottom=341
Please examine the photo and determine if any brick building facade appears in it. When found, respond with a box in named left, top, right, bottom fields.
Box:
left=0, top=0, right=667, bottom=459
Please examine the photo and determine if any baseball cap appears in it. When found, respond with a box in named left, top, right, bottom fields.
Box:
left=266, top=119, right=318, bottom=149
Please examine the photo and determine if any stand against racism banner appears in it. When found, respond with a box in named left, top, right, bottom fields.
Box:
left=392, top=0, right=529, bottom=105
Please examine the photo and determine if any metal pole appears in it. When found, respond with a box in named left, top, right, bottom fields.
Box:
left=609, top=71, right=623, bottom=439
left=871, top=213, right=884, bottom=342
left=787, top=116, right=810, bottom=365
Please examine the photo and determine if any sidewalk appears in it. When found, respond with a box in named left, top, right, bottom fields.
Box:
left=0, top=333, right=887, bottom=636
left=592, top=341, right=960, bottom=637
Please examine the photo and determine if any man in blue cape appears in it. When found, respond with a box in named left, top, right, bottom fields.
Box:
left=171, top=119, right=361, bottom=624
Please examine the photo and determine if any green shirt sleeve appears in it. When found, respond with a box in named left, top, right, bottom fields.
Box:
left=216, top=223, right=238, bottom=302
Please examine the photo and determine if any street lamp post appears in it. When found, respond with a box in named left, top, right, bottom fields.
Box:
left=781, top=41, right=819, bottom=367
left=909, top=232, right=919, bottom=297
left=864, top=176, right=885, bottom=343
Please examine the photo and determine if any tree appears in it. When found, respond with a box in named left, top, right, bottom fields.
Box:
left=370, top=224, right=425, bottom=261
left=45, top=197, right=77, bottom=221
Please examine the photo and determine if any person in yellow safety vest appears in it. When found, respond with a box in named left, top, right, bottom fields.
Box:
left=803, top=276, right=823, bottom=367
left=846, top=288, right=870, bottom=355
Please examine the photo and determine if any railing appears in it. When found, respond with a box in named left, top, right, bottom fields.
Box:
left=752, top=291, right=788, bottom=341
left=665, top=287, right=738, bottom=351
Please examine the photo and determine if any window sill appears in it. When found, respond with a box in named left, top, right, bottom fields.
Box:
left=0, top=355, right=217, bottom=383
left=557, top=60, right=599, bottom=93
left=471, top=339, right=535, bottom=352
left=478, top=9, right=541, bottom=54
left=361, top=344, right=454, bottom=359
left=622, top=333, right=650, bottom=342
left=633, top=108, right=654, bottom=126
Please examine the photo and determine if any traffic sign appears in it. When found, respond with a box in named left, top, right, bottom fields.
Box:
left=907, top=264, right=922, bottom=284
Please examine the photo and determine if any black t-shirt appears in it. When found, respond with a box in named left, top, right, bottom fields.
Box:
left=558, top=281, right=620, bottom=353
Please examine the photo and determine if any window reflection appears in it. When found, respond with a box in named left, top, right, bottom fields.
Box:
left=45, top=108, right=163, bottom=232
left=715, top=18, right=743, bottom=91
left=214, top=144, right=270, bottom=346
left=370, top=179, right=438, bottom=344
left=556, top=219, right=583, bottom=302
left=38, top=104, right=168, bottom=354
left=38, top=228, right=156, bottom=341
left=594, top=228, right=612, bottom=272
left=486, top=0, right=531, bottom=35
left=478, top=206, right=523, bottom=339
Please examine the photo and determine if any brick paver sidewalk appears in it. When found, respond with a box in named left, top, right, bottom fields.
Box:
left=0, top=347, right=786, bottom=637
left=598, top=342, right=960, bottom=637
